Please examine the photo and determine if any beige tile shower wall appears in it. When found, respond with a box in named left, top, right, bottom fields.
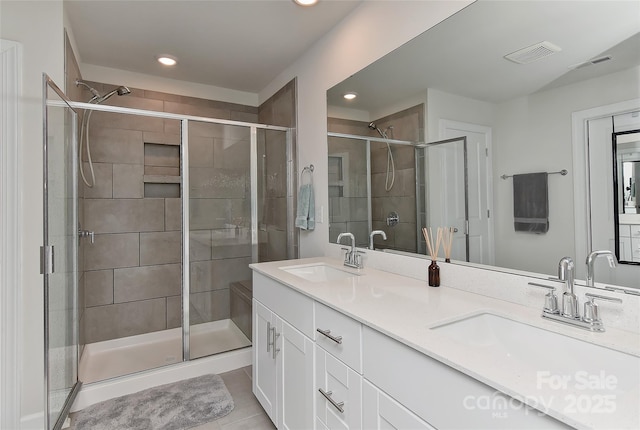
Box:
left=370, top=104, right=424, bottom=253
left=80, top=81, right=258, bottom=344
left=258, top=79, right=297, bottom=262
left=327, top=118, right=373, bottom=248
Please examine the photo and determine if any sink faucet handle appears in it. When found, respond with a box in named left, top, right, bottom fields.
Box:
left=583, top=293, right=623, bottom=328
left=528, top=282, right=560, bottom=314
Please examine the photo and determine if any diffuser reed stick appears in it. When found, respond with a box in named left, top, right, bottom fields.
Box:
left=442, top=227, right=454, bottom=262
left=421, top=227, right=443, bottom=260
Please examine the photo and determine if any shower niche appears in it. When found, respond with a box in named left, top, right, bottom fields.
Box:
left=143, top=142, right=181, bottom=198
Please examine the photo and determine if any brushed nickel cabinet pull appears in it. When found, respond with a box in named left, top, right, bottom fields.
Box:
left=316, top=328, right=343, bottom=344
left=318, top=388, right=345, bottom=413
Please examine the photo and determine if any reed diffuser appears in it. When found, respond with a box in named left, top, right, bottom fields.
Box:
left=442, top=226, right=454, bottom=263
left=422, top=227, right=442, bottom=287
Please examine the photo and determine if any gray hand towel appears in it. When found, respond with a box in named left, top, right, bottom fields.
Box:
left=295, top=183, right=315, bottom=230
left=513, top=172, right=549, bottom=234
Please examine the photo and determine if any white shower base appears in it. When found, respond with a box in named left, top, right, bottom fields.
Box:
left=72, top=319, right=251, bottom=411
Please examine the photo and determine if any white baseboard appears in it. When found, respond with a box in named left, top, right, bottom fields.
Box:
left=20, top=412, right=44, bottom=430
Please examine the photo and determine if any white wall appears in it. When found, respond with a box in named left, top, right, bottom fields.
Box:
left=0, top=0, right=65, bottom=426
left=259, top=0, right=473, bottom=257
left=426, top=88, right=495, bottom=142
left=493, top=66, right=640, bottom=275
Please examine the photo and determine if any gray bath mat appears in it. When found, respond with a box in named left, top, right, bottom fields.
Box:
left=73, top=374, right=234, bottom=430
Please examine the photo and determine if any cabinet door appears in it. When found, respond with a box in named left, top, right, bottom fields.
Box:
left=277, top=318, right=315, bottom=430
left=316, top=346, right=362, bottom=430
left=362, top=380, right=435, bottom=430
left=253, top=300, right=277, bottom=425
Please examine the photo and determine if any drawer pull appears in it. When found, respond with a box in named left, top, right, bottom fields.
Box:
left=318, top=388, right=345, bottom=413
left=273, top=330, right=280, bottom=360
left=316, top=328, right=343, bottom=344
left=267, top=322, right=272, bottom=353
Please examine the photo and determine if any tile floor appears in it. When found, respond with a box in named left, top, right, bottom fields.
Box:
left=191, top=366, right=275, bottom=430
left=69, top=366, right=275, bottom=430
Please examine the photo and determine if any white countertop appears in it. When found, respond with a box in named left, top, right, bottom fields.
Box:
left=250, top=257, right=640, bottom=430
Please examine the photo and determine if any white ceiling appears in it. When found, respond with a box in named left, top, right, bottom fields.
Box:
left=327, top=1, right=640, bottom=114
left=65, top=0, right=363, bottom=93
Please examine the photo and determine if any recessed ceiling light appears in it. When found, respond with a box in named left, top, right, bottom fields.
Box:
left=157, top=55, right=177, bottom=66
left=293, top=0, right=318, bottom=6
left=343, top=92, right=357, bottom=100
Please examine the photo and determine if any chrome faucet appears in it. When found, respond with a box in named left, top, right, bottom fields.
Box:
left=586, top=250, right=618, bottom=288
left=369, top=230, right=387, bottom=250
left=528, top=254, right=623, bottom=332
left=558, top=256, right=579, bottom=319
left=337, top=232, right=364, bottom=269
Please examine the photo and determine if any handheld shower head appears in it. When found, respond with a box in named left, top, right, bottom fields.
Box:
left=76, top=79, right=131, bottom=103
left=98, top=85, right=131, bottom=103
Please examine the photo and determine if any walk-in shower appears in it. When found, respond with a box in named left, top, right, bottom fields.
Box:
left=44, top=75, right=296, bottom=428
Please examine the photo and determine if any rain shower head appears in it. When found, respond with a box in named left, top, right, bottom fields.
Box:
left=75, top=79, right=131, bottom=103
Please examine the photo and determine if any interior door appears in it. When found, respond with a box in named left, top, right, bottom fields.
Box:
left=42, top=74, right=81, bottom=430
left=440, top=120, right=494, bottom=265
left=425, top=137, right=468, bottom=261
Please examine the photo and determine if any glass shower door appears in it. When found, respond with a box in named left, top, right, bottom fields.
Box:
left=42, top=75, right=81, bottom=430
left=186, top=121, right=254, bottom=360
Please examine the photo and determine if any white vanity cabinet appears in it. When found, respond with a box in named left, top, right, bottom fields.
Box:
left=252, top=273, right=314, bottom=430
left=252, top=268, right=573, bottom=430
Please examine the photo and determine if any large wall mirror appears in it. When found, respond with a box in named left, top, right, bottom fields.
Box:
left=326, top=0, right=640, bottom=289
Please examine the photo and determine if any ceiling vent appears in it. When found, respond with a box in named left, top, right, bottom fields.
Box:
left=568, top=55, right=613, bottom=70
left=504, top=41, right=562, bottom=64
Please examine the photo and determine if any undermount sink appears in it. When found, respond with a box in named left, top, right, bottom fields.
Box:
left=430, top=313, right=639, bottom=390
left=280, top=263, right=358, bottom=282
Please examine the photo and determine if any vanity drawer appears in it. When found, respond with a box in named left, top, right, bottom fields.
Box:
left=315, top=345, right=362, bottom=430
left=619, top=224, right=632, bottom=238
left=631, top=225, right=640, bottom=238
left=632, top=238, right=640, bottom=263
left=315, top=302, right=362, bottom=372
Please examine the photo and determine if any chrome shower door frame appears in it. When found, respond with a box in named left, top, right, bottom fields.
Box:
left=42, top=74, right=82, bottom=430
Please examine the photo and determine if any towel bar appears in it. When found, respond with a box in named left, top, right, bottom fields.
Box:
left=501, top=169, right=567, bottom=180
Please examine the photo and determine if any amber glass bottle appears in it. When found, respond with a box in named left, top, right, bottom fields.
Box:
left=428, top=260, right=440, bottom=287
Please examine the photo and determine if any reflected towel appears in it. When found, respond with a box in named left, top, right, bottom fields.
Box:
left=295, top=183, right=315, bottom=230
left=513, top=172, right=549, bottom=234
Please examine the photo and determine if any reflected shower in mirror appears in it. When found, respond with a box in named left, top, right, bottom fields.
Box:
left=326, top=0, right=640, bottom=289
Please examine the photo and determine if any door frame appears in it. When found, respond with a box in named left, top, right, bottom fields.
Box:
left=571, top=98, right=640, bottom=280
left=0, top=38, right=22, bottom=430
left=439, top=119, right=495, bottom=265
